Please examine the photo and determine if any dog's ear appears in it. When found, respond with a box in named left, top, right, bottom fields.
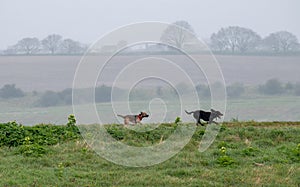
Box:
left=211, top=109, right=216, bottom=112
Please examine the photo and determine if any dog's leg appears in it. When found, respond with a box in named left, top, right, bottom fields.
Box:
left=197, top=120, right=204, bottom=126
left=212, top=121, right=219, bottom=125
left=124, top=118, right=129, bottom=125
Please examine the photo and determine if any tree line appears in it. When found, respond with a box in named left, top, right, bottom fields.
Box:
left=2, top=21, right=300, bottom=55
left=161, top=21, right=300, bottom=54
left=1, top=80, right=300, bottom=107
left=3, top=34, right=87, bottom=55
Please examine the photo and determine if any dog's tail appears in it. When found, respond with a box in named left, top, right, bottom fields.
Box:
left=185, top=110, right=194, bottom=115
left=117, top=114, right=125, bottom=118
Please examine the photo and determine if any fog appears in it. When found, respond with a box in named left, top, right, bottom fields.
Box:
left=1, top=0, right=300, bottom=49
left=0, top=1, right=300, bottom=125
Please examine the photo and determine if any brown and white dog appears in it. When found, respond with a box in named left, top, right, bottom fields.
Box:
left=117, top=112, right=149, bottom=125
left=185, top=109, right=223, bottom=126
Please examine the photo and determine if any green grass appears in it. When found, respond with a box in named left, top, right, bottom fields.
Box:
left=0, top=121, right=299, bottom=186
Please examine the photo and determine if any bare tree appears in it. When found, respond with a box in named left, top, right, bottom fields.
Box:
left=61, top=39, right=86, bottom=54
left=41, top=34, right=63, bottom=54
left=15, top=37, right=40, bottom=54
left=210, top=26, right=261, bottom=53
left=160, top=20, right=195, bottom=48
left=262, top=31, right=299, bottom=52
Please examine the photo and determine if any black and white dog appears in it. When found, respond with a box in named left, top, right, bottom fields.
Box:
left=185, top=109, right=223, bottom=126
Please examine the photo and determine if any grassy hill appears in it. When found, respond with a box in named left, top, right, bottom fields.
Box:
left=0, top=121, right=299, bottom=186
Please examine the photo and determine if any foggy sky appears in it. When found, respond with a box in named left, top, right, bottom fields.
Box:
left=0, top=0, right=300, bottom=49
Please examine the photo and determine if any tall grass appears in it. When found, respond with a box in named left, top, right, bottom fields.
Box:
left=0, top=121, right=299, bottom=186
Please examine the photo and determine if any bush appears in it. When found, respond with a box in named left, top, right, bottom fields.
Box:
left=95, top=85, right=126, bottom=102
left=195, top=84, right=210, bottom=97
left=216, top=147, right=235, bottom=166
left=242, top=146, right=260, bottom=156
left=37, top=91, right=61, bottom=107
left=258, top=79, right=283, bottom=95
left=17, top=137, right=47, bottom=157
left=0, top=84, right=25, bottom=98
left=227, top=83, right=245, bottom=98
left=0, top=121, right=26, bottom=147
left=95, top=85, right=112, bottom=102
left=217, top=155, right=235, bottom=166
left=294, top=83, right=300, bottom=96
left=58, top=88, right=72, bottom=105
left=36, top=88, right=72, bottom=107
left=0, top=118, right=80, bottom=149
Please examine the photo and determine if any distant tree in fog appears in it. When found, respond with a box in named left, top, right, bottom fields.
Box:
left=0, top=84, right=25, bottom=98
left=227, top=83, right=245, bottom=98
left=41, top=34, right=63, bottom=54
left=258, top=79, right=283, bottom=95
left=3, top=45, right=19, bottom=55
left=61, top=39, right=86, bottom=54
left=210, top=26, right=261, bottom=53
left=294, top=83, right=300, bottom=96
left=262, top=31, right=299, bottom=53
left=14, top=37, right=40, bottom=54
left=160, top=20, right=196, bottom=48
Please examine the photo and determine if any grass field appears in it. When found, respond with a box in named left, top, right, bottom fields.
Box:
left=0, top=54, right=300, bottom=125
left=0, top=121, right=299, bottom=186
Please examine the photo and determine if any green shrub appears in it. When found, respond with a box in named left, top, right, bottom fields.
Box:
left=291, top=143, right=300, bottom=161
left=174, top=117, right=181, bottom=125
left=269, top=129, right=285, bottom=139
left=17, top=137, right=47, bottom=157
left=0, top=116, right=81, bottom=150
left=217, top=155, right=235, bottom=166
left=67, top=114, right=76, bottom=127
left=216, top=146, right=235, bottom=166
left=254, top=139, right=275, bottom=148
left=217, top=141, right=229, bottom=149
left=242, top=146, right=260, bottom=156
left=106, top=125, right=125, bottom=140
left=0, top=121, right=26, bottom=147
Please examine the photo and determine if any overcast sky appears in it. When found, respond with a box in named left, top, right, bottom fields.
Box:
left=0, top=0, right=299, bottom=49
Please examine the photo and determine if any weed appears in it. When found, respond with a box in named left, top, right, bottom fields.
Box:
left=17, top=136, right=47, bottom=157
left=216, top=146, right=235, bottom=166
left=67, top=114, right=76, bottom=127
left=174, top=116, right=181, bottom=125
left=55, top=162, right=65, bottom=178
left=217, top=155, right=235, bottom=166
left=231, top=116, right=239, bottom=122
left=242, top=146, right=260, bottom=156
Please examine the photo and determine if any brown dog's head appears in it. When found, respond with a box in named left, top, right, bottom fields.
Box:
left=140, top=112, right=149, bottom=118
left=210, top=109, right=223, bottom=119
